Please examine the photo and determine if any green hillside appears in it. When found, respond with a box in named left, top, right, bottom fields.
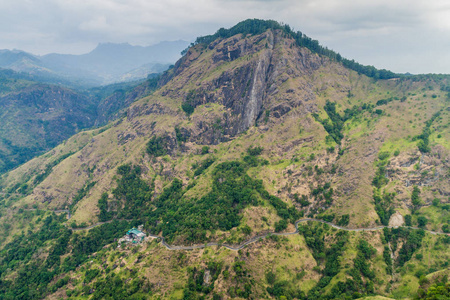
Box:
left=0, top=71, right=158, bottom=174
left=0, top=19, right=448, bottom=300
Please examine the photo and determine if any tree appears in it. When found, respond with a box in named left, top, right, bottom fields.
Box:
left=274, top=219, right=288, bottom=232
left=405, top=214, right=412, bottom=226
left=201, top=146, right=209, bottom=155
left=146, top=136, right=167, bottom=157
left=411, top=186, right=422, bottom=212
left=417, top=216, right=428, bottom=228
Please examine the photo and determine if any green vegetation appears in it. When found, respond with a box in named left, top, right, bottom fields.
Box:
left=311, top=182, right=334, bottom=205
left=347, top=240, right=377, bottom=295
left=102, top=157, right=300, bottom=244
left=415, top=112, right=441, bottom=153
left=266, top=273, right=306, bottom=299
left=299, top=222, right=354, bottom=299
left=1, top=18, right=450, bottom=300
left=183, top=261, right=223, bottom=298
left=405, top=214, right=412, bottom=226
left=0, top=140, right=43, bottom=174
left=182, top=89, right=197, bottom=115
left=336, top=214, right=350, bottom=226
left=146, top=135, right=168, bottom=157
left=112, top=164, right=154, bottom=220
left=201, top=145, right=210, bottom=155
left=372, top=151, right=395, bottom=225
left=0, top=212, right=131, bottom=299
left=175, top=126, right=188, bottom=145
left=246, top=145, right=264, bottom=156
left=146, top=160, right=299, bottom=242
left=411, top=185, right=422, bottom=212
left=417, top=275, right=450, bottom=299
left=227, top=260, right=253, bottom=298
left=0, top=68, right=141, bottom=175
left=98, top=192, right=112, bottom=222
left=193, top=157, right=215, bottom=176
left=82, top=273, right=149, bottom=300
left=294, top=193, right=311, bottom=207
left=313, top=100, right=372, bottom=144
left=383, top=227, right=425, bottom=267
left=383, top=246, right=393, bottom=274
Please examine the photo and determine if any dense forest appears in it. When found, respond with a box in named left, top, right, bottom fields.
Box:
left=98, top=147, right=301, bottom=244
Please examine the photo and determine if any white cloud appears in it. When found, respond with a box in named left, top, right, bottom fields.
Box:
left=0, top=0, right=448, bottom=73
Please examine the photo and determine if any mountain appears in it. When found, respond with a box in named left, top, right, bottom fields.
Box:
left=0, top=19, right=449, bottom=299
left=0, top=40, right=189, bottom=86
left=0, top=70, right=160, bottom=174
left=0, top=82, right=97, bottom=173
left=0, top=49, right=40, bottom=69
left=40, top=41, right=188, bottom=85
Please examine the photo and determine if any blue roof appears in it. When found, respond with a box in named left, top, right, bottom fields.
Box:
left=127, top=228, right=144, bottom=235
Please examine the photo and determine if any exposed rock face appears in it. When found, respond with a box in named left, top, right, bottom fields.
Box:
left=159, top=29, right=325, bottom=144
left=242, top=44, right=271, bottom=131
left=389, top=212, right=404, bottom=227
left=203, top=270, right=212, bottom=286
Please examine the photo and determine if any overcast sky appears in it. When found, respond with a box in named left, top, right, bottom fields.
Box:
left=1, top=0, right=449, bottom=74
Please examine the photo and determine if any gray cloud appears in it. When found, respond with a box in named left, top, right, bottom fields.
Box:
left=0, top=0, right=449, bottom=73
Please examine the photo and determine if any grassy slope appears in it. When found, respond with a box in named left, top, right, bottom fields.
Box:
left=0, top=29, right=449, bottom=299
left=43, top=224, right=449, bottom=299
left=1, top=30, right=449, bottom=232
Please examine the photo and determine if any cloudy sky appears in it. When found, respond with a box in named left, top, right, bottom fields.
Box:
left=1, top=0, right=449, bottom=74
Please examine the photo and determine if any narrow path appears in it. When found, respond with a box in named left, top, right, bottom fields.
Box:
left=21, top=212, right=449, bottom=246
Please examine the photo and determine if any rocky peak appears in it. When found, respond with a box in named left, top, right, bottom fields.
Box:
left=154, top=28, right=329, bottom=144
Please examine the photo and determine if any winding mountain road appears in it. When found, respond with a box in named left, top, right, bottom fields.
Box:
left=96, top=218, right=446, bottom=251
left=7, top=195, right=446, bottom=250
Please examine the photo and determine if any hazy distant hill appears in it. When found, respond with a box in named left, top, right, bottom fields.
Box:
left=0, top=40, right=189, bottom=86
left=0, top=49, right=40, bottom=68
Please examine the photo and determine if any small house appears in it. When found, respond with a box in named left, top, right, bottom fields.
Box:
left=126, top=228, right=146, bottom=243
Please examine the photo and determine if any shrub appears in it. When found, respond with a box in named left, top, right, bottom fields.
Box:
left=201, top=146, right=210, bottom=155
left=405, top=214, right=412, bottom=226
left=417, top=216, right=428, bottom=228
left=274, top=220, right=288, bottom=232
left=181, top=102, right=194, bottom=115
left=146, top=136, right=167, bottom=157
left=432, top=198, right=440, bottom=206
left=337, top=214, right=350, bottom=226
left=378, top=151, right=390, bottom=161
left=247, top=146, right=264, bottom=156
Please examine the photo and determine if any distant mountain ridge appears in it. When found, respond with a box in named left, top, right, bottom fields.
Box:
left=0, top=40, right=189, bottom=86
